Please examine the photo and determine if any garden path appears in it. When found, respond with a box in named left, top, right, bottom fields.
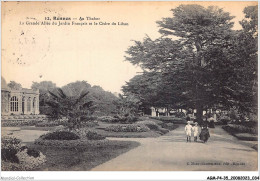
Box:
left=91, top=125, right=257, bottom=171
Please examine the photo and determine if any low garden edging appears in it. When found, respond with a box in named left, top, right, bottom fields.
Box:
left=222, top=124, right=258, bottom=141
left=34, top=138, right=109, bottom=147
left=104, top=124, right=150, bottom=132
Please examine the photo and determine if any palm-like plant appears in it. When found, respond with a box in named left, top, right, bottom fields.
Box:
left=114, top=94, right=142, bottom=122
left=46, top=88, right=95, bottom=129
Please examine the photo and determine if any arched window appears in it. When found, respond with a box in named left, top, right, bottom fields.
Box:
left=10, top=96, right=18, bottom=112
left=27, top=97, right=31, bottom=112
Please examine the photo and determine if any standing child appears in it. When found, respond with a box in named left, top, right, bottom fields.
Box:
left=185, top=121, right=192, bottom=142
left=192, top=122, right=199, bottom=142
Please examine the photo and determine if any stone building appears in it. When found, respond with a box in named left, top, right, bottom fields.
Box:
left=1, top=77, right=40, bottom=115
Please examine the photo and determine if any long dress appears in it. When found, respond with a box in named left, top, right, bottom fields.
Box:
left=199, top=127, right=210, bottom=143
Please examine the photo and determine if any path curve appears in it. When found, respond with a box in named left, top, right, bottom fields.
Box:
left=92, top=125, right=257, bottom=171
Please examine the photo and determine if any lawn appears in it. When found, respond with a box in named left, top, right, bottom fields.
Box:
left=27, top=140, right=140, bottom=171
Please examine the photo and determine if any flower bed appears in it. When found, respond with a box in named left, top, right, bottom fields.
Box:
left=72, top=128, right=105, bottom=140
left=2, top=119, right=44, bottom=127
left=105, top=124, right=149, bottom=132
left=34, top=138, right=109, bottom=147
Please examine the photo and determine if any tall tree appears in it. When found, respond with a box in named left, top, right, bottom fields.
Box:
left=7, top=81, right=22, bottom=90
left=125, top=5, right=237, bottom=122
left=31, top=81, right=57, bottom=115
left=229, top=5, right=258, bottom=116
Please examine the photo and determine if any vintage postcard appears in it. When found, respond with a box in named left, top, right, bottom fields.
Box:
left=1, top=1, right=259, bottom=180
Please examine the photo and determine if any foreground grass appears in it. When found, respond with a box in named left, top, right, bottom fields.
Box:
left=27, top=140, right=140, bottom=171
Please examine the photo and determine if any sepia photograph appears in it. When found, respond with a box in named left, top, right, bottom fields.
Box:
left=1, top=1, right=258, bottom=179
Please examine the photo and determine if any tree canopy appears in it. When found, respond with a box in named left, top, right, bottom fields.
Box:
left=123, top=4, right=258, bottom=121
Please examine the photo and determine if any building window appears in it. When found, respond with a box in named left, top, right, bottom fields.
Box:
left=27, top=97, right=31, bottom=112
left=10, top=96, right=18, bottom=112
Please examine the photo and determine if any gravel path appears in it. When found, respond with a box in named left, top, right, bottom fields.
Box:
left=92, top=125, right=257, bottom=171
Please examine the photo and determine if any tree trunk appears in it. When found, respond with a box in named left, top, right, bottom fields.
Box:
left=196, top=104, right=203, bottom=125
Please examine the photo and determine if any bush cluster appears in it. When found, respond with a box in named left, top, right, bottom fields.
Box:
left=1, top=136, right=46, bottom=171
left=72, top=128, right=105, bottom=140
left=1, top=136, right=21, bottom=163
left=16, top=147, right=46, bottom=170
left=105, top=124, right=149, bottom=132
left=40, top=131, right=80, bottom=140
left=222, top=124, right=257, bottom=135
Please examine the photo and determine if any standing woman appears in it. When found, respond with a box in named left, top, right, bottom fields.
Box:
left=199, top=124, right=210, bottom=143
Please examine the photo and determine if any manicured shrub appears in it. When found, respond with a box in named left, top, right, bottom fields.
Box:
left=72, top=128, right=105, bottom=140
left=98, top=116, right=119, bottom=123
left=1, top=136, right=21, bottom=163
left=105, top=124, right=149, bottom=132
left=86, top=131, right=105, bottom=140
left=40, top=131, right=80, bottom=140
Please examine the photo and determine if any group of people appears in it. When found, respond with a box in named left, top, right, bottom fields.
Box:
left=184, top=121, right=210, bottom=143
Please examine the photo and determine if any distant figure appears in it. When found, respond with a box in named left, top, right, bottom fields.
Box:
left=199, top=125, right=210, bottom=143
left=185, top=121, right=192, bottom=142
left=192, top=122, right=199, bottom=142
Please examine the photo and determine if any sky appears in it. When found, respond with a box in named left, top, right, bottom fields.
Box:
left=1, top=1, right=258, bottom=93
